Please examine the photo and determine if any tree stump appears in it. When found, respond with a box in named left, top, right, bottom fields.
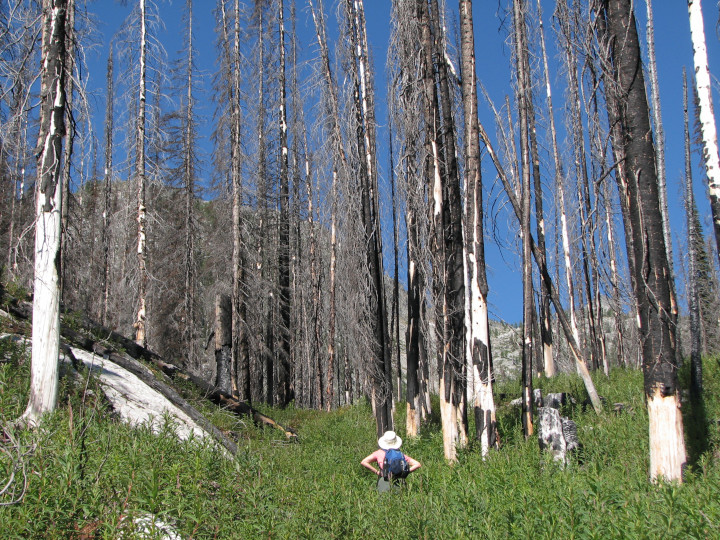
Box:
left=214, top=294, right=232, bottom=395
left=545, top=392, right=570, bottom=409
left=538, top=406, right=578, bottom=465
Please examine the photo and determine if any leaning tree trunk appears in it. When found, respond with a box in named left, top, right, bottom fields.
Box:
left=477, top=116, right=602, bottom=414
left=597, top=0, right=686, bottom=482
left=688, top=0, right=720, bottom=268
left=22, top=0, right=68, bottom=426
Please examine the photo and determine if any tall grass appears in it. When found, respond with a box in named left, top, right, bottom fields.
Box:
left=1, top=336, right=719, bottom=538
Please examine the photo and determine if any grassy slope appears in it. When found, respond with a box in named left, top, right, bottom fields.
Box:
left=1, top=333, right=720, bottom=538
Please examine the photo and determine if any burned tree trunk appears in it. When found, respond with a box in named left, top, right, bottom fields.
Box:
left=460, top=0, right=497, bottom=454
left=345, top=0, right=393, bottom=431
left=538, top=407, right=579, bottom=466
left=22, top=0, right=69, bottom=426
left=684, top=69, right=703, bottom=399
left=596, top=0, right=686, bottom=482
left=134, top=0, right=148, bottom=348
left=513, top=0, right=534, bottom=438
left=277, top=0, right=292, bottom=407
left=214, top=294, right=233, bottom=395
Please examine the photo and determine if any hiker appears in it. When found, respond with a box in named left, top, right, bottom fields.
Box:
left=361, top=431, right=421, bottom=487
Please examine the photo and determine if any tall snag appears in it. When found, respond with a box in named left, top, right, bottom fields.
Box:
left=460, top=0, right=497, bottom=454
left=388, top=0, right=430, bottom=437
left=512, top=0, right=534, bottom=438
left=417, top=0, right=467, bottom=460
left=596, top=0, right=686, bottom=482
left=345, top=0, right=392, bottom=429
left=277, top=0, right=292, bottom=407
left=22, top=0, right=68, bottom=425
left=134, top=0, right=148, bottom=347
left=688, top=0, right=720, bottom=267
left=684, top=68, right=703, bottom=399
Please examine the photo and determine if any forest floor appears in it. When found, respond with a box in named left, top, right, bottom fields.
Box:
left=1, top=293, right=720, bottom=538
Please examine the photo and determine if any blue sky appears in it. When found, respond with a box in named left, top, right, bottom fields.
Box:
left=86, top=0, right=720, bottom=324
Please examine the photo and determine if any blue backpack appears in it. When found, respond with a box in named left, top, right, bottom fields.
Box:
left=382, top=449, right=409, bottom=480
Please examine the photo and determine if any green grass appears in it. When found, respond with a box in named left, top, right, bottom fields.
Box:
left=1, top=337, right=720, bottom=539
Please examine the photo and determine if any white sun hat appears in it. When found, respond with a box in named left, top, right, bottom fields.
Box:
left=378, top=430, right=402, bottom=450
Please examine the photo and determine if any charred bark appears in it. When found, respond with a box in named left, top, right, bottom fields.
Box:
left=596, top=0, right=686, bottom=482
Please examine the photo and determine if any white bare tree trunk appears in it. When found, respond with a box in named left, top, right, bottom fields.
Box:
left=689, top=0, right=720, bottom=265
left=460, top=0, right=496, bottom=456
left=536, top=0, right=557, bottom=376
left=23, top=0, right=67, bottom=426
left=648, top=390, right=686, bottom=482
left=134, top=0, right=148, bottom=347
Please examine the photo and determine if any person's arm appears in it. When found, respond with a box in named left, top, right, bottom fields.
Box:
left=360, top=450, right=383, bottom=476
left=405, top=455, right=421, bottom=473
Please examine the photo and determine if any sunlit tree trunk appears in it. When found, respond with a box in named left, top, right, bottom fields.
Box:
left=513, top=0, right=534, bottom=438
left=688, top=0, right=720, bottom=267
left=22, top=0, right=68, bottom=426
left=134, top=0, right=148, bottom=347
left=597, top=0, right=686, bottom=483
left=101, top=51, right=113, bottom=327
left=182, top=0, right=197, bottom=367
left=538, top=0, right=569, bottom=377
left=477, top=108, right=602, bottom=413
left=460, top=0, right=497, bottom=454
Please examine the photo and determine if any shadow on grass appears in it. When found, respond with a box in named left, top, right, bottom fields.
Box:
left=685, top=394, right=710, bottom=467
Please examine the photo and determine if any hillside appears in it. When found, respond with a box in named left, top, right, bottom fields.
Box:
left=2, top=289, right=720, bottom=538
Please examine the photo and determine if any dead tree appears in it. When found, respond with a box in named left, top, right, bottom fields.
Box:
left=596, top=0, right=686, bottom=482
left=512, top=0, right=534, bottom=438
left=276, top=0, right=292, bottom=407
left=22, top=0, right=69, bottom=426
left=460, top=0, right=497, bottom=454
left=688, top=0, right=720, bottom=267
left=684, top=68, right=702, bottom=399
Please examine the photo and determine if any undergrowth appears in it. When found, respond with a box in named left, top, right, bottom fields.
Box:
left=1, top=335, right=719, bottom=538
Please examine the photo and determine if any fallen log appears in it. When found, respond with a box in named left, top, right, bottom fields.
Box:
left=176, top=371, right=297, bottom=440
left=7, top=297, right=294, bottom=444
left=83, top=339, right=238, bottom=456
left=60, top=324, right=296, bottom=440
